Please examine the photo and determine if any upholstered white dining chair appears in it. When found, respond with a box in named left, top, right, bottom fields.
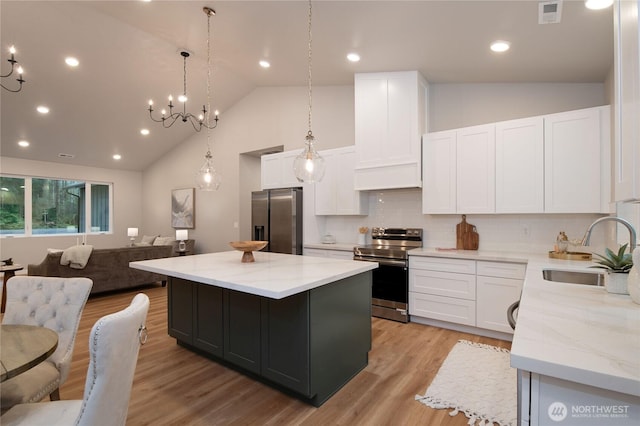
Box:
left=1, top=276, right=92, bottom=410
left=1, top=293, right=150, bottom=426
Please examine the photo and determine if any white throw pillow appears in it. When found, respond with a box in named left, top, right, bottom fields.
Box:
left=153, top=236, right=174, bottom=246
left=47, top=248, right=64, bottom=254
left=141, top=235, right=157, bottom=245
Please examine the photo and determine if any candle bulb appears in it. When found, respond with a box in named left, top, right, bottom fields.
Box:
left=17, top=66, right=23, bottom=75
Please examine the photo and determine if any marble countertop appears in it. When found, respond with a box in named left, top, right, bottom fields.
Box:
left=130, top=250, right=377, bottom=300
left=408, top=248, right=640, bottom=397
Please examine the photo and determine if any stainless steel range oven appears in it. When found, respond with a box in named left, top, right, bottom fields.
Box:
left=353, top=228, right=423, bottom=323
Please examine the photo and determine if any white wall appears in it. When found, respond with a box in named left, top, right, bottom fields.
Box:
left=429, top=83, right=605, bottom=131
left=141, top=85, right=354, bottom=254
left=0, top=157, right=142, bottom=266
left=323, top=188, right=610, bottom=254
left=141, top=80, right=611, bottom=255
left=3, top=81, right=613, bottom=265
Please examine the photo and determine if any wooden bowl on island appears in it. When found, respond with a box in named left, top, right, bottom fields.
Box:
left=229, top=241, right=268, bottom=263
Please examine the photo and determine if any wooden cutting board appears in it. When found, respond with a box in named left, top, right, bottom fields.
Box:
left=456, top=215, right=479, bottom=250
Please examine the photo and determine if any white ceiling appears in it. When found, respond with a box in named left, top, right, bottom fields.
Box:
left=0, top=0, right=614, bottom=171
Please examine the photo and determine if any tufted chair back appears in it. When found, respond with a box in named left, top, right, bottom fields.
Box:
left=0, top=293, right=149, bottom=426
left=1, top=276, right=92, bottom=405
left=77, top=293, right=149, bottom=426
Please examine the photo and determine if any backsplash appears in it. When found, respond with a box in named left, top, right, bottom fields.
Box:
left=323, top=188, right=611, bottom=254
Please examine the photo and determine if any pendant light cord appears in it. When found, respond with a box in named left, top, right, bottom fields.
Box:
left=206, top=8, right=213, bottom=153
left=307, top=0, right=313, bottom=139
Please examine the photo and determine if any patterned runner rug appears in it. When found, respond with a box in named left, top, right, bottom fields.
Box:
left=415, top=339, right=516, bottom=426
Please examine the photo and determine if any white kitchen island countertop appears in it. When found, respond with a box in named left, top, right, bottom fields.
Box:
left=409, top=248, right=640, bottom=397
left=130, top=250, right=377, bottom=299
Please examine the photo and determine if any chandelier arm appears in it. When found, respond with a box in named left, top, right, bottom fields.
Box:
left=0, top=81, right=23, bottom=93
left=1, top=61, right=16, bottom=78
left=161, top=114, right=183, bottom=129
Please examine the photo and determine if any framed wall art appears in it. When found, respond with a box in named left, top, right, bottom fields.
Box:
left=171, top=188, right=195, bottom=229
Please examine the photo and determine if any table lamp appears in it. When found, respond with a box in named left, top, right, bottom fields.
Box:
left=176, top=229, right=188, bottom=252
left=127, top=227, right=138, bottom=247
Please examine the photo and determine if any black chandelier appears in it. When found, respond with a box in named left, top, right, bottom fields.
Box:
left=147, top=16, right=219, bottom=133
left=1, top=46, right=25, bottom=93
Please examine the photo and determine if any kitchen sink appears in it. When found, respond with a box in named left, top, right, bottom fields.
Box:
left=542, top=269, right=605, bottom=286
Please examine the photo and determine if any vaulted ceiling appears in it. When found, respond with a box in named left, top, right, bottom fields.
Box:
left=0, top=1, right=613, bottom=171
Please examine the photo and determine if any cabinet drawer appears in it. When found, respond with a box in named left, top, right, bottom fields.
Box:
left=409, top=292, right=476, bottom=326
left=410, top=256, right=476, bottom=274
left=477, top=261, right=526, bottom=279
left=410, top=269, right=476, bottom=300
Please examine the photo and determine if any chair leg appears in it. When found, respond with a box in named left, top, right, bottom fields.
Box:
left=50, top=388, right=60, bottom=401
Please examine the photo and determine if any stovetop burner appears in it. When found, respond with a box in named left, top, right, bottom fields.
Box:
left=354, top=227, right=423, bottom=261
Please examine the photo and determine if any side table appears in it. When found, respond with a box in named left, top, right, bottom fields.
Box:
left=1, top=264, right=24, bottom=313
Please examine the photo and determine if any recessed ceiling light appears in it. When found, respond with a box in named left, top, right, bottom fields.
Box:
left=585, top=0, right=613, bottom=10
left=113, top=154, right=122, bottom=160
left=140, top=129, right=150, bottom=136
left=490, top=40, right=511, bottom=53
left=36, top=105, right=50, bottom=114
left=347, top=53, right=361, bottom=63
left=65, top=57, right=79, bottom=67
left=259, top=60, right=271, bottom=68
left=18, top=140, right=29, bottom=147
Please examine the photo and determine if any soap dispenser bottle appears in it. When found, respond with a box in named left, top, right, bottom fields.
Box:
left=556, top=231, right=569, bottom=253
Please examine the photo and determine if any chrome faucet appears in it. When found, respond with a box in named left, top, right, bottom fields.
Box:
left=580, top=217, right=637, bottom=253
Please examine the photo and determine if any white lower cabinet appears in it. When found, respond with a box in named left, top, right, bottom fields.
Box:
left=304, top=247, right=353, bottom=260
left=519, top=370, right=640, bottom=426
left=476, top=261, right=525, bottom=334
left=409, top=257, right=477, bottom=326
left=410, top=256, right=525, bottom=336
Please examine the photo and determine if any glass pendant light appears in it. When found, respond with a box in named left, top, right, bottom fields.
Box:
left=293, top=0, right=325, bottom=183
left=195, top=7, right=222, bottom=191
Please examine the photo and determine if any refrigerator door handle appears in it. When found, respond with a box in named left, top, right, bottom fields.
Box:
left=254, top=225, right=265, bottom=241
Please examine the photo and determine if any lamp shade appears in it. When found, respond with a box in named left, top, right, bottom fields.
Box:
left=127, top=227, right=139, bottom=237
left=176, top=229, right=188, bottom=241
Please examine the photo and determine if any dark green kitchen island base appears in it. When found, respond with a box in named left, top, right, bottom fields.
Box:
left=167, top=271, right=372, bottom=407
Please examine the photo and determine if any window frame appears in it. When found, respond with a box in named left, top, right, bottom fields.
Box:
left=0, top=174, right=113, bottom=238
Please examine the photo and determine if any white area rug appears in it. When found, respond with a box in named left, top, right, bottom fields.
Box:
left=415, top=339, right=516, bottom=426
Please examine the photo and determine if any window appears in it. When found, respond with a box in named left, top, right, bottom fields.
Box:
left=0, top=176, right=26, bottom=235
left=0, top=175, right=112, bottom=237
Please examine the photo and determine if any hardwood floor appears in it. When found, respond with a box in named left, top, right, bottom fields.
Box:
left=56, top=285, right=511, bottom=425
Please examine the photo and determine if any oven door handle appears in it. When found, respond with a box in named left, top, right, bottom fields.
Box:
left=353, top=256, right=407, bottom=267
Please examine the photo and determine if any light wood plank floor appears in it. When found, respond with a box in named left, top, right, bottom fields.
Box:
left=55, top=285, right=511, bottom=425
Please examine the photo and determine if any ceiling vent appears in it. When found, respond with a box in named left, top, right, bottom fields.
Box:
left=539, top=0, right=563, bottom=24
left=58, top=153, right=75, bottom=159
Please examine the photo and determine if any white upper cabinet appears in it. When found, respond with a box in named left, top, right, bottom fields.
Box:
left=422, top=130, right=457, bottom=214
left=495, top=117, right=544, bottom=213
left=354, top=71, right=428, bottom=190
left=261, top=150, right=301, bottom=190
left=423, top=124, right=495, bottom=214
left=614, top=0, right=640, bottom=202
left=422, top=106, right=610, bottom=214
left=544, top=106, right=610, bottom=213
left=456, top=124, right=496, bottom=214
left=315, top=146, right=367, bottom=216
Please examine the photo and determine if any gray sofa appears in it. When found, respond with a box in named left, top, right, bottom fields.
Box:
left=27, top=244, right=179, bottom=294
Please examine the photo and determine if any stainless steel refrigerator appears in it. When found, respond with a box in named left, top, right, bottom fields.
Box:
left=251, top=188, right=303, bottom=255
